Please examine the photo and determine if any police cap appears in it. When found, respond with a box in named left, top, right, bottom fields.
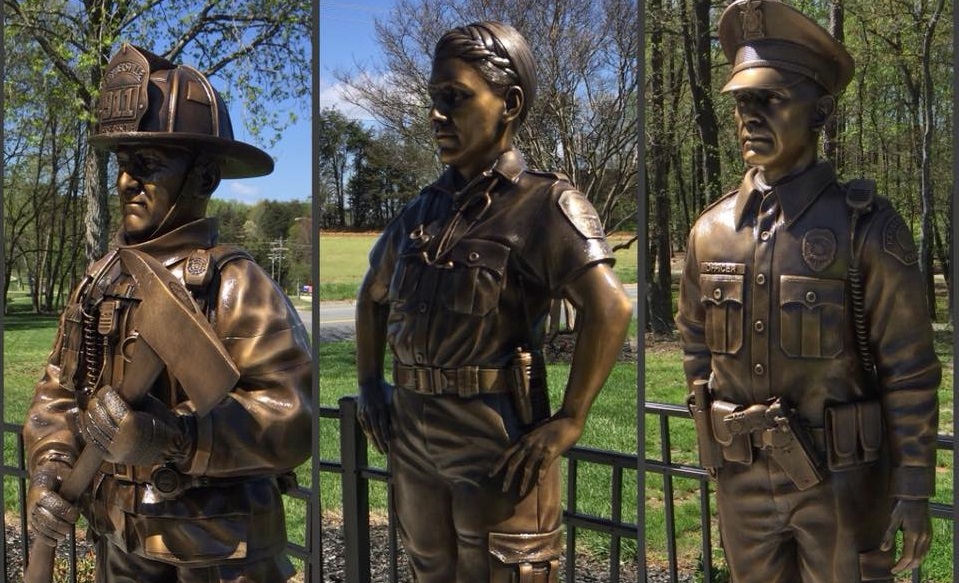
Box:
left=719, top=0, right=854, bottom=96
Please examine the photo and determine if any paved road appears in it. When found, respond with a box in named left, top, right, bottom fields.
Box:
left=316, top=284, right=639, bottom=343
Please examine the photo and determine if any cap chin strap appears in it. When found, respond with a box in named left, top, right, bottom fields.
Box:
left=146, top=152, right=204, bottom=240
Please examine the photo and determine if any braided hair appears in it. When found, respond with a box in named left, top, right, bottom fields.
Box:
left=434, top=21, right=537, bottom=126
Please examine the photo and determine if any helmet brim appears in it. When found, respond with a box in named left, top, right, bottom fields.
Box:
left=89, top=132, right=274, bottom=179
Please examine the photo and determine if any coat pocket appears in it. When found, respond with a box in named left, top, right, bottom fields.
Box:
left=779, top=275, right=845, bottom=358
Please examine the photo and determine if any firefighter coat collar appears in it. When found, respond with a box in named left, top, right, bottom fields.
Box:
left=116, top=217, right=218, bottom=268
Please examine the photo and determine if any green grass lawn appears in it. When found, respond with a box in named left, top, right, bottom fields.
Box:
left=319, top=231, right=640, bottom=301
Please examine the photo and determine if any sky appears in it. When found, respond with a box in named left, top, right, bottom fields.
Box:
left=319, top=0, right=395, bottom=124
left=222, top=101, right=313, bottom=204
left=216, top=1, right=392, bottom=204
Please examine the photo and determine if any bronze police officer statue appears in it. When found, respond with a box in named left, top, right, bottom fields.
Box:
left=355, top=21, right=632, bottom=583
left=24, top=44, right=312, bottom=583
left=678, top=2, right=940, bottom=581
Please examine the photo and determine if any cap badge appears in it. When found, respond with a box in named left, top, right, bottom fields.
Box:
left=740, top=0, right=765, bottom=41
left=97, top=47, right=149, bottom=134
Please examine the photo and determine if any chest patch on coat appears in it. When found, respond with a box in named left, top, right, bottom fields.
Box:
left=558, top=190, right=604, bottom=239
left=802, top=229, right=837, bottom=272
left=882, top=215, right=918, bottom=265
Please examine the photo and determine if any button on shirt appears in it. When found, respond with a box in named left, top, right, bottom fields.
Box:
left=366, top=149, right=614, bottom=369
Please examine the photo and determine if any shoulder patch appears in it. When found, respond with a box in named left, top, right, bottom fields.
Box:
left=558, top=190, right=605, bottom=239
left=882, top=214, right=918, bottom=265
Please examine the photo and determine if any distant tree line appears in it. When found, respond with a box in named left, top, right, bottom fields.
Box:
left=646, top=0, right=953, bottom=331
left=318, top=108, right=435, bottom=230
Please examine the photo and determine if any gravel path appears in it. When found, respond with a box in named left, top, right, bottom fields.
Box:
left=320, top=514, right=694, bottom=583
left=6, top=518, right=694, bottom=582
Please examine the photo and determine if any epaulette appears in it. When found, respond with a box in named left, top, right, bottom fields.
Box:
left=526, top=168, right=572, bottom=183
left=86, top=248, right=119, bottom=277
left=699, top=188, right=739, bottom=215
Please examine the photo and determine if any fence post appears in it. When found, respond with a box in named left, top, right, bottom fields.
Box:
left=339, top=396, right=371, bottom=583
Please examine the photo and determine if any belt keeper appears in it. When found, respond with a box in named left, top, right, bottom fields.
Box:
left=457, top=366, right=480, bottom=397
left=113, top=463, right=133, bottom=481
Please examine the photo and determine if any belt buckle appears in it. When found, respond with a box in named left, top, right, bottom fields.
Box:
left=414, top=367, right=446, bottom=395
left=113, top=463, right=134, bottom=481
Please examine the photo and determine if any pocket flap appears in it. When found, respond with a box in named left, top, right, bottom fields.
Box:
left=780, top=275, right=844, bottom=309
left=826, top=404, right=858, bottom=457
left=700, top=274, right=743, bottom=306
left=857, top=401, right=884, bottom=453
left=449, top=238, right=510, bottom=277
left=488, top=528, right=563, bottom=564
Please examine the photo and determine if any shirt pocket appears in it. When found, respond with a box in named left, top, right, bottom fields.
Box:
left=700, top=273, right=744, bottom=355
left=441, top=238, right=510, bottom=316
left=779, top=275, right=845, bottom=358
left=388, top=251, right=425, bottom=312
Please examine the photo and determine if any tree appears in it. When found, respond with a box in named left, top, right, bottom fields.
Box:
left=348, top=128, right=433, bottom=230
left=5, top=0, right=311, bottom=264
left=317, top=108, right=370, bottom=228
left=3, top=27, right=87, bottom=312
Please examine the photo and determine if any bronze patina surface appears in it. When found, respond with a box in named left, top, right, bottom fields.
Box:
left=24, top=44, right=312, bottom=583
left=354, top=21, right=632, bottom=583
left=677, top=2, right=939, bottom=581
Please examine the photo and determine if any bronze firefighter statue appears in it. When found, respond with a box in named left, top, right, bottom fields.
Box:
left=24, top=44, right=312, bottom=583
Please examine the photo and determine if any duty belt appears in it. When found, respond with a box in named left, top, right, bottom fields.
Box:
left=393, top=362, right=514, bottom=397
left=99, top=462, right=258, bottom=498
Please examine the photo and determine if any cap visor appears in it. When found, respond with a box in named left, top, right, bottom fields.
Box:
left=721, top=67, right=806, bottom=93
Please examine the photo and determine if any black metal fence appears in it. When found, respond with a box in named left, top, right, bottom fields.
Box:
left=0, top=421, right=316, bottom=583
left=4, top=399, right=952, bottom=582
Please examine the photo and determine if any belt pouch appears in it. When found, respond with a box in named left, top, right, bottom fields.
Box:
left=711, top=401, right=752, bottom=465
left=825, top=401, right=883, bottom=471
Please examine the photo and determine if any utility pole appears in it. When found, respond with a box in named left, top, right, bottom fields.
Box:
left=270, top=238, right=289, bottom=291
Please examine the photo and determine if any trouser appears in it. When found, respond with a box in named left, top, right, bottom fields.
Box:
left=716, top=450, right=894, bottom=583
left=389, top=387, right=562, bottom=583
left=94, top=537, right=295, bottom=583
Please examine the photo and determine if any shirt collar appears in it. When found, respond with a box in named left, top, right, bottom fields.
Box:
left=432, top=148, right=528, bottom=197
left=117, top=218, right=218, bottom=266
left=734, top=161, right=837, bottom=230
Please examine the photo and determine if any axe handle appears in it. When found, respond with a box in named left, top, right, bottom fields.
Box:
left=25, top=340, right=164, bottom=583
left=24, top=445, right=105, bottom=583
